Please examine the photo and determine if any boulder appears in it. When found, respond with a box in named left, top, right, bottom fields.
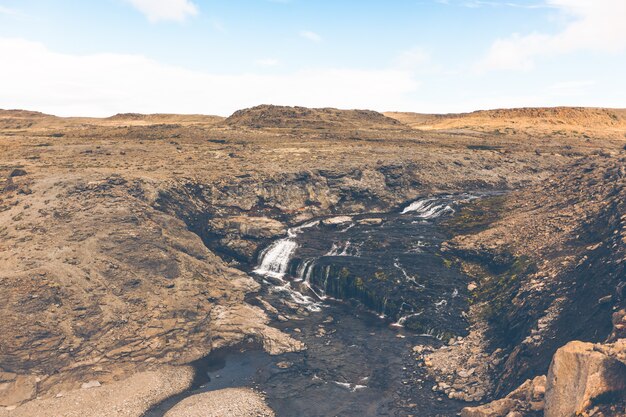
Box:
left=461, top=375, right=546, bottom=417
left=321, top=216, right=352, bottom=226
left=544, top=340, right=626, bottom=417
left=208, top=216, right=287, bottom=239
left=8, top=169, right=27, bottom=178
left=357, top=218, right=383, bottom=226
left=0, top=374, right=37, bottom=406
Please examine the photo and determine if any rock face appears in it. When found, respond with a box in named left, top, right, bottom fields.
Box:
left=447, top=157, right=626, bottom=395
left=545, top=340, right=626, bottom=417
left=207, top=216, right=287, bottom=261
left=0, top=176, right=302, bottom=406
left=209, top=216, right=287, bottom=240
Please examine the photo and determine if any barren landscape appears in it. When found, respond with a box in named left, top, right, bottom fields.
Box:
left=0, top=105, right=625, bottom=417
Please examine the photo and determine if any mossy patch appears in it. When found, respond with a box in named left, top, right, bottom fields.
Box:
left=443, top=194, right=507, bottom=236
left=473, top=256, right=537, bottom=338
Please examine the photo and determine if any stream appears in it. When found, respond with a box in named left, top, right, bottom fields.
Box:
left=145, top=193, right=484, bottom=417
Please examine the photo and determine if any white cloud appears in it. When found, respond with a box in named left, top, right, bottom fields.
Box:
left=125, top=0, right=198, bottom=23
left=0, top=38, right=419, bottom=117
left=255, top=58, right=280, bottom=67
left=549, top=79, right=596, bottom=96
left=0, top=6, right=19, bottom=16
left=394, top=47, right=431, bottom=70
left=299, top=30, right=322, bottom=42
left=0, top=5, right=29, bottom=19
left=477, top=0, right=626, bottom=71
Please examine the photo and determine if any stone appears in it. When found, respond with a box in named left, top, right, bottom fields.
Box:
left=0, top=375, right=37, bottom=406
left=276, top=361, right=292, bottom=369
left=321, top=216, right=352, bottom=226
left=544, top=340, right=626, bottom=417
left=9, top=169, right=27, bottom=177
left=357, top=218, right=383, bottom=226
left=208, top=216, right=287, bottom=239
left=461, top=375, right=546, bottom=417
left=80, top=380, right=101, bottom=389
left=467, top=282, right=478, bottom=291
left=461, top=398, right=516, bottom=417
left=457, top=368, right=476, bottom=378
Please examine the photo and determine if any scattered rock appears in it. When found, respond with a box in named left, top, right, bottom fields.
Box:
left=8, top=169, right=27, bottom=178
left=322, top=216, right=353, bottom=226
left=276, top=361, right=292, bottom=369
left=80, top=381, right=101, bottom=390
left=357, top=218, right=383, bottom=226
left=461, top=375, right=546, bottom=417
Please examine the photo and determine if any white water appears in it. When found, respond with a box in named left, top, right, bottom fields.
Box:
left=326, top=240, right=360, bottom=257
left=401, top=197, right=455, bottom=219
left=253, top=238, right=298, bottom=279
left=333, top=381, right=368, bottom=392
left=254, top=220, right=321, bottom=279
left=391, top=311, right=423, bottom=327
left=393, top=258, right=424, bottom=288
left=254, top=220, right=328, bottom=311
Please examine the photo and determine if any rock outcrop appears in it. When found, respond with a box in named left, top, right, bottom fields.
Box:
left=544, top=340, right=626, bottom=417
left=225, top=105, right=404, bottom=130
left=461, top=339, right=626, bottom=417
left=461, top=375, right=546, bottom=417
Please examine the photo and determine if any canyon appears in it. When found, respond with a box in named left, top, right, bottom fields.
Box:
left=0, top=105, right=624, bottom=416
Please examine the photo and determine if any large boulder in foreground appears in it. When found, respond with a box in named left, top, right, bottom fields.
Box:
left=461, top=339, right=626, bottom=417
left=544, top=340, right=626, bottom=417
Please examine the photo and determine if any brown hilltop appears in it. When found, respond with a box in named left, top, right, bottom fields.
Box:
left=224, top=104, right=405, bottom=130
left=385, top=107, right=626, bottom=139
left=104, top=113, right=224, bottom=126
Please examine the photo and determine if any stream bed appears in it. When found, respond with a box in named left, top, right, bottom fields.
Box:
left=146, top=193, right=486, bottom=417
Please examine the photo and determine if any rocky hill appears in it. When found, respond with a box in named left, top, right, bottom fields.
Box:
left=0, top=106, right=624, bottom=416
left=386, top=107, right=626, bottom=139
left=225, top=104, right=405, bottom=130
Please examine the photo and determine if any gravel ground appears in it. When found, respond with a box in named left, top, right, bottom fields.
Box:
left=0, top=366, right=194, bottom=417
left=164, top=388, right=274, bottom=417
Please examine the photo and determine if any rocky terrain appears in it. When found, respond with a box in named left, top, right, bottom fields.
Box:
left=0, top=105, right=624, bottom=416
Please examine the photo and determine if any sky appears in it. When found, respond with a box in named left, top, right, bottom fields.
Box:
left=0, top=0, right=625, bottom=117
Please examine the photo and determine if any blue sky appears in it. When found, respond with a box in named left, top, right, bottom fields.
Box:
left=0, top=0, right=624, bottom=116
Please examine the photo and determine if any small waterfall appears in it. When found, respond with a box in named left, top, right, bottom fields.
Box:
left=401, top=197, right=455, bottom=219
left=253, top=238, right=298, bottom=279
left=253, top=220, right=328, bottom=311
left=391, top=311, right=423, bottom=328
left=393, top=258, right=424, bottom=288
left=326, top=240, right=354, bottom=256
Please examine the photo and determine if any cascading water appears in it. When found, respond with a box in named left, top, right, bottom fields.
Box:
left=401, top=196, right=454, bottom=218
left=254, top=238, right=298, bottom=279
left=251, top=192, right=490, bottom=336
left=154, top=192, right=500, bottom=417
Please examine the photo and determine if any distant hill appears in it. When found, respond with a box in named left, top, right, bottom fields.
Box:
left=224, top=105, right=405, bottom=130
left=105, top=113, right=224, bottom=126
left=385, top=107, right=626, bottom=138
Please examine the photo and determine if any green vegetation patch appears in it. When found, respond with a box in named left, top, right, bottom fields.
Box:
left=443, top=194, right=507, bottom=236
